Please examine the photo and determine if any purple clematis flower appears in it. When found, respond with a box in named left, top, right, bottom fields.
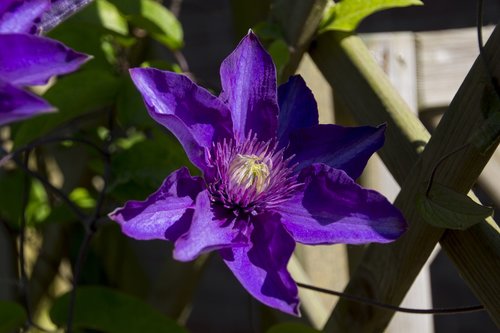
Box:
left=109, top=31, right=407, bottom=316
left=0, top=0, right=89, bottom=126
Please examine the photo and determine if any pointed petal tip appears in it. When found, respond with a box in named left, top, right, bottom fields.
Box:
left=107, top=207, right=120, bottom=222
left=220, top=28, right=278, bottom=142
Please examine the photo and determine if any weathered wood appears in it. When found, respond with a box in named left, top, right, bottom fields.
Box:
left=312, top=32, right=430, bottom=184
left=288, top=254, right=331, bottom=329
left=416, top=26, right=495, bottom=109
left=310, top=26, right=500, bottom=331
left=361, top=32, right=418, bottom=112
left=361, top=32, right=434, bottom=333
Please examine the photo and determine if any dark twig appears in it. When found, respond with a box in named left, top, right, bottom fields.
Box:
left=18, top=151, right=55, bottom=333
left=66, top=108, right=114, bottom=333
left=66, top=230, right=93, bottom=333
left=15, top=157, right=88, bottom=224
left=19, top=150, right=32, bottom=323
left=297, top=282, right=484, bottom=315
left=0, top=136, right=107, bottom=167
left=425, top=144, right=469, bottom=196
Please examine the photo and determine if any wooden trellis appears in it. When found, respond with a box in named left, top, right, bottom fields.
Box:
left=272, top=1, right=500, bottom=331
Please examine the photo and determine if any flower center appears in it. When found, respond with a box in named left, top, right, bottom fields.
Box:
left=207, top=134, right=300, bottom=216
left=228, top=154, right=270, bottom=194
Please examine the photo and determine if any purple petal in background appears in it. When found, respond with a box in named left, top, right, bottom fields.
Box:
left=287, top=123, right=386, bottom=180
left=109, top=167, right=204, bottom=241
left=276, top=163, right=407, bottom=245
left=0, top=34, right=89, bottom=86
left=0, top=79, right=54, bottom=125
left=0, top=0, right=50, bottom=33
left=221, top=212, right=299, bottom=316
left=219, top=31, right=278, bottom=142
left=130, top=68, right=233, bottom=172
left=37, top=0, right=94, bottom=34
left=277, top=75, right=318, bottom=149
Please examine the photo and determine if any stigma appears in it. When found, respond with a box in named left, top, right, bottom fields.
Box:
left=228, top=154, right=270, bottom=194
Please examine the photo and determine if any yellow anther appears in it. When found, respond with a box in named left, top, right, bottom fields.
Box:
left=229, top=154, right=270, bottom=194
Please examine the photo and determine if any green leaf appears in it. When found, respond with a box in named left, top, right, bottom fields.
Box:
left=116, top=77, right=156, bottom=128
left=0, top=301, right=27, bottom=333
left=50, top=286, right=187, bottom=333
left=96, top=0, right=129, bottom=35
left=25, top=179, right=51, bottom=225
left=69, top=188, right=97, bottom=209
left=253, top=21, right=283, bottom=41
left=268, top=39, right=290, bottom=78
left=417, top=183, right=494, bottom=230
left=320, top=0, right=423, bottom=32
left=108, top=131, right=193, bottom=201
left=128, top=0, right=183, bottom=50
left=267, top=322, right=321, bottom=333
left=13, top=69, right=120, bottom=146
left=47, top=1, right=127, bottom=70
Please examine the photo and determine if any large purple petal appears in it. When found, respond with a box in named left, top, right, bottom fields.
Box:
left=219, top=31, right=278, bottom=142
left=0, top=79, right=54, bottom=126
left=130, top=68, right=233, bottom=172
left=275, top=164, right=406, bottom=245
left=287, top=123, right=386, bottom=180
left=109, top=167, right=204, bottom=241
left=220, top=212, right=299, bottom=316
left=0, top=34, right=89, bottom=86
left=277, top=75, right=318, bottom=149
left=0, top=0, right=50, bottom=34
left=173, top=190, right=250, bottom=262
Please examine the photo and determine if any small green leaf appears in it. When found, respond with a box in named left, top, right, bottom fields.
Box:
left=417, top=183, right=494, bottom=230
left=0, top=301, right=27, bottom=333
left=108, top=131, right=193, bottom=201
left=268, top=39, right=290, bottom=78
left=320, top=0, right=423, bottom=32
left=69, top=188, right=97, bottom=209
left=50, top=286, right=187, bottom=333
left=96, top=0, right=129, bottom=35
left=267, top=322, right=321, bottom=333
left=25, top=179, right=51, bottom=225
left=129, top=0, right=183, bottom=50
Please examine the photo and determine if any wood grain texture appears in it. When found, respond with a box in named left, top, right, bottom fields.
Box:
left=361, top=32, right=434, bottom=333
left=310, top=26, right=500, bottom=331
left=416, top=26, right=495, bottom=109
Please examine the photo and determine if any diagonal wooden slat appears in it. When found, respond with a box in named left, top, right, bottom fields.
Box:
left=310, top=26, right=500, bottom=332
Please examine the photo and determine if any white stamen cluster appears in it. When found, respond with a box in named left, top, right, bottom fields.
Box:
left=228, top=154, right=270, bottom=194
